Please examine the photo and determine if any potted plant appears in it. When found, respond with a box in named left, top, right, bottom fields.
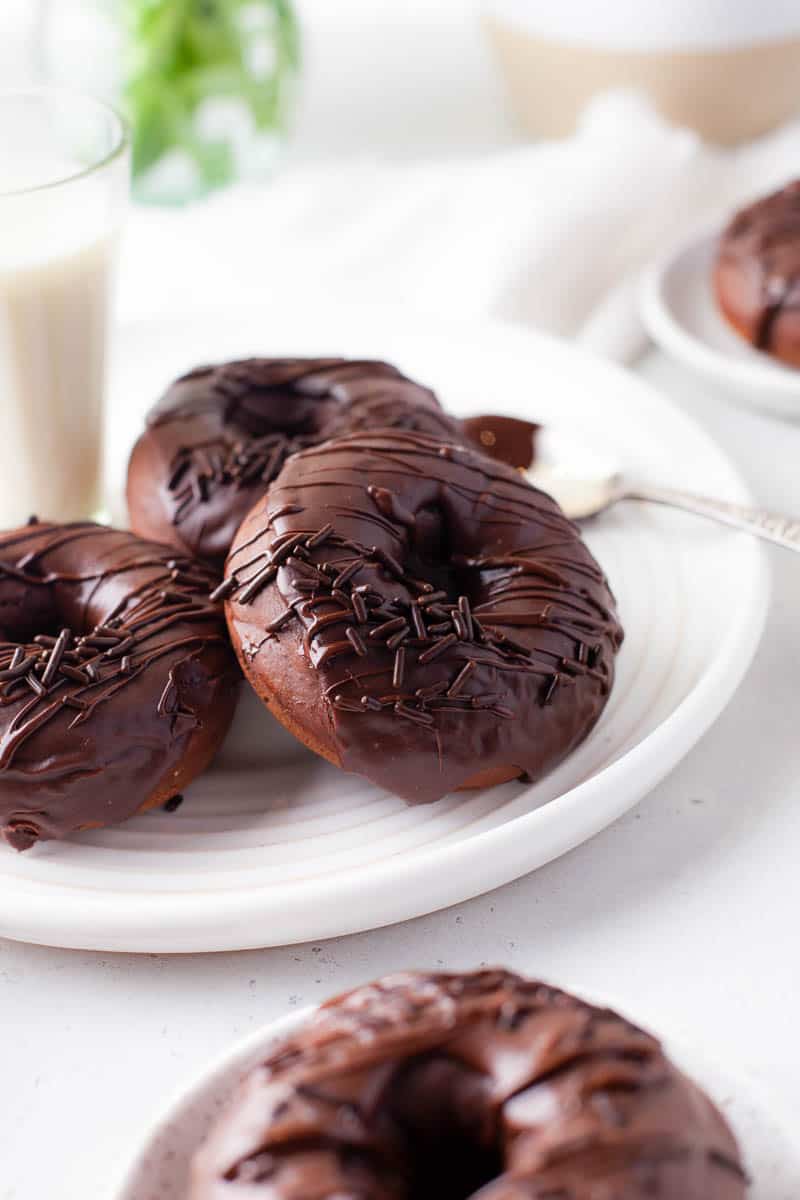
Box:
left=39, top=0, right=300, bottom=203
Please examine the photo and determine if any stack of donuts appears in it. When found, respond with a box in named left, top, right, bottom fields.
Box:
left=0, top=355, right=623, bottom=850
left=0, top=366, right=752, bottom=1197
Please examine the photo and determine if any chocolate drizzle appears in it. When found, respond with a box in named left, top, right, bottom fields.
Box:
left=225, top=430, right=623, bottom=803
left=127, top=358, right=466, bottom=565
left=716, top=180, right=800, bottom=358
left=0, top=522, right=239, bottom=850
left=189, top=969, right=747, bottom=1200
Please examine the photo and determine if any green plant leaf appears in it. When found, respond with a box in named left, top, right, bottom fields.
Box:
left=122, top=0, right=299, bottom=190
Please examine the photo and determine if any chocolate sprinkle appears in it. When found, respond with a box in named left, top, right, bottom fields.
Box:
left=345, top=627, right=368, bottom=657
left=410, top=604, right=427, bottom=640
left=209, top=575, right=239, bottom=603
left=392, top=647, right=406, bottom=688
left=351, top=591, right=368, bottom=624
left=370, top=617, right=407, bottom=641
left=543, top=674, right=560, bottom=706
left=417, top=632, right=458, bottom=665
left=394, top=701, right=435, bottom=727
left=447, top=660, right=476, bottom=698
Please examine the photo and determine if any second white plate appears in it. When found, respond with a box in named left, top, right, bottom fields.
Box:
left=0, top=302, right=768, bottom=952
left=113, top=1003, right=799, bottom=1200
left=641, top=229, right=800, bottom=418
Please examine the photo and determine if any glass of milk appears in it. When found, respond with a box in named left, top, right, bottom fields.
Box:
left=0, top=87, right=129, bottom=527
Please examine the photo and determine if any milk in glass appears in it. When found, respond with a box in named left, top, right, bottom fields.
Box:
left=0, top=95, right=127, bottom=527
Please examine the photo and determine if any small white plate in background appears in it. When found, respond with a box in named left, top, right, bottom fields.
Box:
left=112, top=1003, right=800, bottom=1200
left=641, top=230, right=800, bottom=419
left=0, top=304, right=769, bottom=953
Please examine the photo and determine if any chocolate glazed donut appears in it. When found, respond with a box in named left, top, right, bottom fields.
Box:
left=190, top=969, right=748, bottom=1199
left=0, top=522, right=240, bottom=850
left=222, top=431, right=623, bottom=802
left=714, top=180, right=800, bottom=365
left=126, top=358, right=467, bottom=566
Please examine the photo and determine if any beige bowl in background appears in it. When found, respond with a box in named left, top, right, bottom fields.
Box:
left=484, top=0, right=800, bottom=144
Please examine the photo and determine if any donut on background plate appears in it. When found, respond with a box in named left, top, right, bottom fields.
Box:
left=222, top=430, right=623, bottom=803
left=126, top=358, right=467, bottom=567
left=190, top=968, right=747, bottom=1199
left=0, top=521, right=239, bottom=850
left=714, top=180, right=800, bottom=365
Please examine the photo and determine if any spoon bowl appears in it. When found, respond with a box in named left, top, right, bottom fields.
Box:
left=528, top=424, right=800, bottom=551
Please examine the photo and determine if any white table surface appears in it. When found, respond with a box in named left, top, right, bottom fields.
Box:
left=1, top=2, right=799, bottom=1197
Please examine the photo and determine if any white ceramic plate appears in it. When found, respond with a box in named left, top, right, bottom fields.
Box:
left=0, top=304, right=768, bottom=953
left=112, top=1003, right=799, bottom=1200
left=641, top=230, right=800, bottom=418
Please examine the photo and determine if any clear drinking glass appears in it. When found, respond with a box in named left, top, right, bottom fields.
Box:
left=0, top=87, right=129, bottom=527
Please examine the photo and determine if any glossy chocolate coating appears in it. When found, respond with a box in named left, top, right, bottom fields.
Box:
left=0, top=522, right=239, bottom=850
left=462, top=414, right=539, bottom=471
left=190, top=969, right=747, bottom=1199
left=127, top=358, right=466, bottom=566
left=715, top=180, right=800, bottom=364
left=224, top=430, right=623, bottom=804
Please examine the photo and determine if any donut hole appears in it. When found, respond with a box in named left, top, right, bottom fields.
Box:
left=232, top=390, right=338, bottom=440
left=411, top=503, right=450, bottom=569
left=0, top=565, right=115, bottom=648
left=384, top=1054, right=502, bottom=1200
left=405, top=503, right=476, bottom=605
left=0, top=576, right=64, bottom=645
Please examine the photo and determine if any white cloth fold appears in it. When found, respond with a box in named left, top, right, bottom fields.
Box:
left=119, top=92, right=800, bottom=363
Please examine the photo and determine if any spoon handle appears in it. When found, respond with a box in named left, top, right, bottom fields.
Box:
left=622, top=483, right=800, bottom=553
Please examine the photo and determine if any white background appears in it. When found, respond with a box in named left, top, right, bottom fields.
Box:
left=1, top=2, right=799, bottom=1197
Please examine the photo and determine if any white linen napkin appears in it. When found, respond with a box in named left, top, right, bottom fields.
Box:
left=119, top=92, right=800, bottom=363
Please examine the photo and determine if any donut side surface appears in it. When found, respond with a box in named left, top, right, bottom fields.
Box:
left=127, top=358, right=466, bottom=566
left=190, top=969, right=747, bottom=1199
left=224, top=430, right=623, bottom=804
left=0, top=522, right=240, bottom=849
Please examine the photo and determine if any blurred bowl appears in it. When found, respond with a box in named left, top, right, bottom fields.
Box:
left=484, top=0, right=800, bottom=144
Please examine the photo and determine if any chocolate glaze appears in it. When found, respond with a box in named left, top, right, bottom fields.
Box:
left=462, top=415, right=539, bottom=471
left=126, top=359, right=466, bottom=566
left=0, top=522, right=239, bottom=850
left=190, top=969, right=747, bottom=1199
left=715, top=180, right=800, bottom=361
left=224, top=430, right=622, bottom=804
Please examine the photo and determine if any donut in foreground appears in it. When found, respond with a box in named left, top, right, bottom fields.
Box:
left=714, top=179, right=800, bottom=365
left=0, top=522, right=240, bottom=850
left=223, top=430, right=623, bottom=803
left=190, top=968, right=747, bottom=1199
left=127, top=358, right=467, bottom=566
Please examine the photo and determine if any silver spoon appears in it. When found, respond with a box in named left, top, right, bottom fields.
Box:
left=526, top=426, right=800, bottom=552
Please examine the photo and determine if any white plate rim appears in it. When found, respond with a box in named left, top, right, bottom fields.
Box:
left=110, top=993, right=795, bottom=1200
left=640, top=228, right=800, bottom=402
left=0, top=307, right=770, bottom=952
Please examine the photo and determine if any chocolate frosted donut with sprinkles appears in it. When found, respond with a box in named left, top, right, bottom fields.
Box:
left=222, top=430, right=623, bottom=803
left=190, top=968, right=747, bottom=1199
left=0, top=521, right=240, bottom=850
left=126, top=357, right=467, bottom=567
